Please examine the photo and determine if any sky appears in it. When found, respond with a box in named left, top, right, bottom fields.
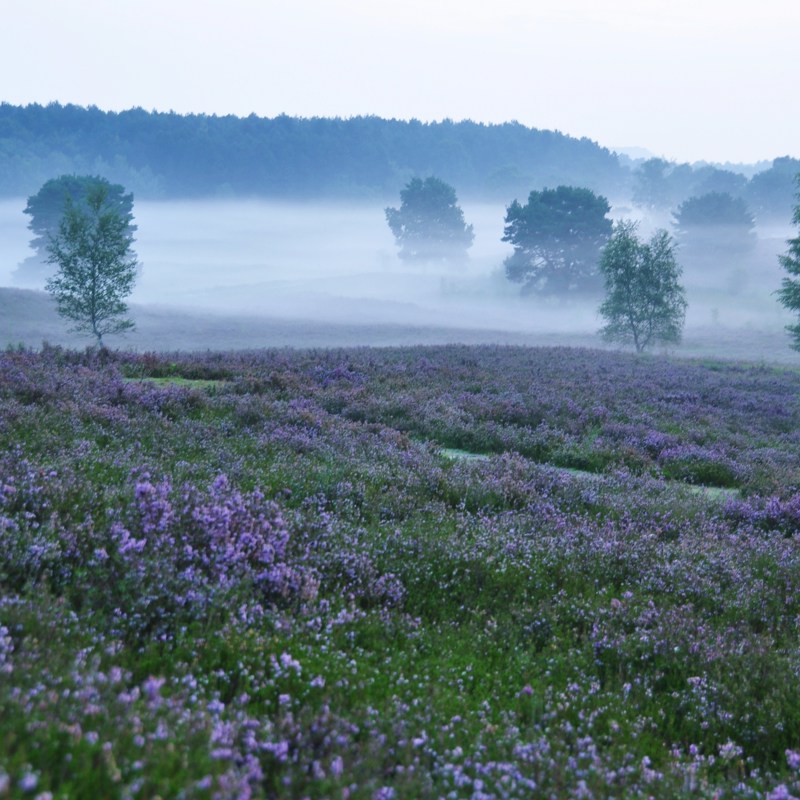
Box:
left=1, top=0, right=798, bottom=165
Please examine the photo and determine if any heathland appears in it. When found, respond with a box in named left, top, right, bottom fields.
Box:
left=3, top=343, right=800, bottom=797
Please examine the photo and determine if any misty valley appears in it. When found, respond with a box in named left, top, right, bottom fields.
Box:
left=0, top=197, right=794, bottom=359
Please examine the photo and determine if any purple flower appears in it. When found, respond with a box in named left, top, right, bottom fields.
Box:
left=142, top=675, right=166, bottom=704
left=18, top=772, right=38, bottom=792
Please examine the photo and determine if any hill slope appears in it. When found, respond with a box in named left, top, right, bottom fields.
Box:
left=0, top=103, right=623, bottom=200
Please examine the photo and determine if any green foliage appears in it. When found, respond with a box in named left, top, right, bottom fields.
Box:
left=502, top=185, right=612, bottom=295
left=385, top=176, right=474, bottom=263
left=630, top=158, right=703, bottom=211
left=777, top=176, right=800, bottom=349
left=45, top=182, right=139, bottom=346
left=16, top=174, right=135, bottom=284
left=674, top=191, right=755, bottom=230
left=631, top=159, right=755, bottom=214
left=599, top=221, right=687, bottom=352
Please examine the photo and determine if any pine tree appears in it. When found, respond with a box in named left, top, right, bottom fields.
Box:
left=385, top=177, right=474, bottom=263
left=777, top=177, right=800, bottom=349
left=503, top=186, right=612, bottom=296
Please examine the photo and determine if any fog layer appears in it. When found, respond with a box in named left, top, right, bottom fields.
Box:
left=128, top=199, right=563, bottom=332
left=1, top=198, right=795, bottom=353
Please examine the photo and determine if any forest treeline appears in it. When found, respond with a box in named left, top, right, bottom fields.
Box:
left=0, top=102, right=796, bottom=219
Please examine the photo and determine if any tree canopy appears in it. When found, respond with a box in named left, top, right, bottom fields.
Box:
left=777, top=176, right=800, bottom=349
left=631, top=158, right=673, bottom=210
left=3, top=103, right=797, bottom=224
left=385, top=176, right=474, bottom=263
left=672, top=192, right=756, bottom=260
left=598, top=221, right=687, bottom=352
left=5, top=103, right=800, bottom=230
left=673, top=191, right=755, bottom=231
left=45, top=181, right=139, bottom=346
left=16, top=174, right=135, bottom=285
left=692, top=166, right=748, bottom=199
left=745, top=157, right=800, bottom=221
left=0, top=103, right=623, bottom=200
left=502, top=186, right=612, bottom=295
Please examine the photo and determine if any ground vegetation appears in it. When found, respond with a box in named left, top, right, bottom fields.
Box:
left=2, top=344, right=800, bottom=796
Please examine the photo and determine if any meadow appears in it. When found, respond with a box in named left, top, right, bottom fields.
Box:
left=3, top=343, right=800, bottom=798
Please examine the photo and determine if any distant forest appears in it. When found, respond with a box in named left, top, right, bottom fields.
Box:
left=0, top=103, right=797, bottom=220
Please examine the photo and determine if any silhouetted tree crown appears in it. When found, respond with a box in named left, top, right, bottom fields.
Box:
left=502, top=186, right=612, bottom=295
left=385, top=177, right=474, bottom=263
left=1, top=103, right=796, bottom=227
left=746, top=157, right=800, bottom=221
left=631, top=158, right=673, bottom=210
left=672, top=192, right=756, bottom=256
left=17, top=174, right=135, bottom=285
left=0, top=103, right=623, bottom=201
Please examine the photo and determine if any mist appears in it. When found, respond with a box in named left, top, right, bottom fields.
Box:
left=1, top=197, right=795, bottom=359
left=127, top=199, right=570, bottom=332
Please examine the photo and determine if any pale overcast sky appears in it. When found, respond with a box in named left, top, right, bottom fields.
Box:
left=1, top=0, right=798, bottom=165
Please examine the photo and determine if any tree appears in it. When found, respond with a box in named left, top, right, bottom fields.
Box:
left=45, top=181, right=139, bottom=346
left=777, top=176, right=800, bottom=349
left=673, top=191, right=757, bottom=295
left=672, top=192, right=756, bottom=256
left=692, top=166, right=747, bottom=199
left=598, top=221, right=687, bottom=353
left=502, top=186, right=612, bottom=295
left=631, top=158, right=672, bottom=210
left=15, top=175, right=136, bottom=285
left=385, top=176, right=474, bottom=263
left=0, top=103, right=626, bottom=203
left=745, top=157, right=800, bottom=222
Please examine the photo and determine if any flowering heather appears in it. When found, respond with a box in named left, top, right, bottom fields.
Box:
left=2, top=343, right=800, bottom=797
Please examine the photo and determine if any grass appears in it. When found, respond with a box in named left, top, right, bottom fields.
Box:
left=1, top=286, right=797, bottom=363
left=123, top=376, right=225, bottom=389
left=440, top=446, right=490, bottom=461
left=2, top=343, right=800, bottom=797
left=441, top=445, right=741, bottom=500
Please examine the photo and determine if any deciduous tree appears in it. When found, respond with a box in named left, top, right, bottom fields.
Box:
left=46, top=182, right=139, bottom=346
left=631, top=158, right=672, bottom=210
left=599, top=221, right=687, bottom=352
left=746, top=157, right=800, bottom=222
left=673, top=192, right=756, bottom=257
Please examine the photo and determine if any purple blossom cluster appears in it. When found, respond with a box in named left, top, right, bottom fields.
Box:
left=0, top=464, right=317, bottom=640
left=724, top=492, right=800, bottom=535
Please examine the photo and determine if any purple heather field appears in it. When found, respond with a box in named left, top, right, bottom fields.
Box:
left=2, top=343, right=800, bottom=798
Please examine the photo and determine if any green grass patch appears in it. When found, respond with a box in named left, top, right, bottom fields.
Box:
left=440, top=447, right=490, bottom=462
left=123, top=376, right=225, bottom=389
